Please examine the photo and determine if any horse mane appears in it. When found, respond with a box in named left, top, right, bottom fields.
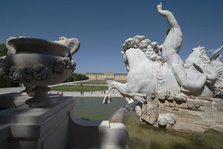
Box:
left=122, top=35, right=163, bottom=63
left=193, top=46, right=211, bottom=64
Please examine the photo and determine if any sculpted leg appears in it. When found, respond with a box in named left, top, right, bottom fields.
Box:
left=103, top=81, right=130, bottom=104
left=103, top=81, right=146, bottom=104
left=172, top=64, right=206, bottom=92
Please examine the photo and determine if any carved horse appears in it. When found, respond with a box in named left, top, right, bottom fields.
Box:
left=103, top=48, right=178, bottom=104
left=184, top=46, right=223, bottom=89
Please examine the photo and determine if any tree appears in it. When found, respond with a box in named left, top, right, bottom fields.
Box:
left=0, top=43, right=7, bottom=57
left=0, top=79, right=19, bottom=88
left=66, top=73, right=89, bottom=82
left=0, top=43, right=19, bottom=88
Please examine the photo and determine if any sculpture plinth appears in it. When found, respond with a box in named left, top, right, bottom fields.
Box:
left=25, top=86, right=54, bottom=107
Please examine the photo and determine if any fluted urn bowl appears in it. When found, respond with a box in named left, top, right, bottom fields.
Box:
left=4, top=37, right=80, bottom=107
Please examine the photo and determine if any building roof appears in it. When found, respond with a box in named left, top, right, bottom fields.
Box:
left=86, top=72, right=127, bottom=75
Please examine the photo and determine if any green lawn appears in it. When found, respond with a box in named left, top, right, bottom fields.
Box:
left=81, top=80, right=107, bottom=84
left=51, top=85, right=108, bottom=92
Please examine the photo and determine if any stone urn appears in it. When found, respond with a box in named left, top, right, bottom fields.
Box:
left=4, top=36, right=80, bottom=107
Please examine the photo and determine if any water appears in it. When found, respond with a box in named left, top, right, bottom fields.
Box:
left=72, top=97, right=126, bottom=120
left=125, top=112, right=223, bottom=149
left=72, top=97, right=223, bottom=149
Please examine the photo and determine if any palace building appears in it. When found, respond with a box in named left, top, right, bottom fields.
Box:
left=86, top=72, right=127, bottom=81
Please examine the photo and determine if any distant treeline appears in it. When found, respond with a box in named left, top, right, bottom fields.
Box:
left=65, top=73, right=89, bottom=82
left=0, top=43, right=7, bottom=56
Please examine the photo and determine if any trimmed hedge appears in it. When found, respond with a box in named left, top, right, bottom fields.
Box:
left=0, top=78, right=19, bottom=88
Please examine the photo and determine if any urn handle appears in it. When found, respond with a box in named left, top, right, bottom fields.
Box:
left=68, top=38, right=80, bottom=59
left=6, top=37, right=17, bottom=55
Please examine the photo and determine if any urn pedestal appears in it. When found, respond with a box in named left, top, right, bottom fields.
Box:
left=0, top=97, right=74, bottom=149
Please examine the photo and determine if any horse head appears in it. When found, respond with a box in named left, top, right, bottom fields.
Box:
left=184, top=46, right=210, bottom=70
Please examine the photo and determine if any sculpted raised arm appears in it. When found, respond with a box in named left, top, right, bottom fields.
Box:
left=156, top=3, right=179, bottom=28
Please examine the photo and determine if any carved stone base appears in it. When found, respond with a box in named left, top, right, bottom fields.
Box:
left=138, top=96, right=223, bottom=133
left=159, top=97, right=223, bottom=133
left=140, top=98, right=159, bottom=125
left=25, top=86, right=56, bottom=108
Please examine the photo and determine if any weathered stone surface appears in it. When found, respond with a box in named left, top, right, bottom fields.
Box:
left=110, top=107, right=127, bottom=123
left=140, top=98, right=159, bottom=125
left=158, top=113, right=175, bottom=127
left=158, top=97, right=223, bottom=133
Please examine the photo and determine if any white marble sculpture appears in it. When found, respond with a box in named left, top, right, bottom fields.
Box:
left=2, top=36, right=80, bottom=107
left=103, top=3, right=223, bottom=105
left=184, top=45, right=223, bottom=89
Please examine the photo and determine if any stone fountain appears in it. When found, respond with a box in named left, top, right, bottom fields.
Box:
left=0, top=37, right=128, bottom=149
left=104, top=3, right=223, bottom=133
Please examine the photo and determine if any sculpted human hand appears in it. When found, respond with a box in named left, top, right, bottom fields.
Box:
left=156, top=2, right=162, bottom=11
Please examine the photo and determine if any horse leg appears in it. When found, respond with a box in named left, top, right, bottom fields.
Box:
left=133, top=95, right=146, bottom=103
left=103, top=81, right=147, bottom=104
left=103, top=81, right=131, bottom=104
left=125, top=97, right=134, bottom=104
left=112, top=82, right=148, bottom=103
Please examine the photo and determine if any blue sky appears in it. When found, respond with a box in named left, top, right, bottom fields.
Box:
left=0, top=0, right=222, bottom=73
